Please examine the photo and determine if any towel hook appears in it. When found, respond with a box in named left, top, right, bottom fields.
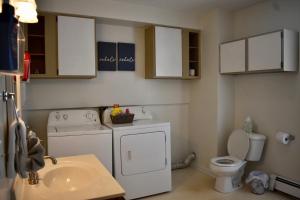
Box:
left=0, top=90, right=9, bottom=102
left=1, top=90, right=19, bottom=122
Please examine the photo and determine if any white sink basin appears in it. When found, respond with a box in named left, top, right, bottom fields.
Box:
left=14, top=154, right=125, bottom=200
left=42, top=163, right=96, bottom=192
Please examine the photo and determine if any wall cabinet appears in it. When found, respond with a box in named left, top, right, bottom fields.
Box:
left=220, top=39, right=246, bottom=74
left=145, top=26, right=182, bottom=78
left=220, top=29, right=299, bottom=74
left=145, top=26, right=201, bottom=79
left=182, top=29, right=201, bottom=79
left=25, top=13, right=96, bottom=79
left=248, top=30, right=298, bottom=72
left=26, top=13, right=58, bottom=78
left=57, top=16, right=96, bottom=77
left=155, top=26, right=182, bottom=77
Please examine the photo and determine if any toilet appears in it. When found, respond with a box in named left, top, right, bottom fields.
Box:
left=210, top=129, right=266, bottom=193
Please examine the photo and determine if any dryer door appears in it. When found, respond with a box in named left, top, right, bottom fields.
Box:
left=121, top=131, right=166, bottom=176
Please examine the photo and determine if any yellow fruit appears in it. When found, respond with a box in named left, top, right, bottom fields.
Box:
left=111, top=107, right=123, bottom=116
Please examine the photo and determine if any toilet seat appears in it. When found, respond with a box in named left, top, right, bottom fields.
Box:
left=211, top=156, right=243, bottom=167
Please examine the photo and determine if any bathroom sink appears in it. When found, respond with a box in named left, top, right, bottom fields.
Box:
left=42, top=164, right=96, bottom=192
left=14, top=154, right=125, bottom=200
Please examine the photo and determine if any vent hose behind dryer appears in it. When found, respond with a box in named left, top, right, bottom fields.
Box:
left=172, top=152, right=196, bottom=170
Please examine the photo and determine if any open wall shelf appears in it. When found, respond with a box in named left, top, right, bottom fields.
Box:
left=27, top=16, right=46, bottom=75
left=182, top=30, right=201, bottom=79
left=145, top=26, right=201, bottom=80
left=25, top=13, right=59, bottom=78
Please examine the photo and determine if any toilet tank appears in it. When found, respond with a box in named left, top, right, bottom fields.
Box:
left=246, top=133, right=266, bottom=161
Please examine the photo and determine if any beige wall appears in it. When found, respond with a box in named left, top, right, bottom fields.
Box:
left=25, top=24, right=191, bottom=109
left=190, top=1, right=300, bottom=181
left=24, top=15, right=195, bottom=162
left=216, top=11, right=235, bottom=157
left=36, top=0, right=201, bottom=29
left=24, top=103, right=190, bottom=163
left=28, top=0, right=300, bottom=181
left=189, top=10, right=218, bottom=173
left=31, top=0, right=237, bottom=175
left=232, top=0, right=300, bottom=180
left=5, top=0, right=299, bottom=198
left=189, top=9, right=234, bottom=174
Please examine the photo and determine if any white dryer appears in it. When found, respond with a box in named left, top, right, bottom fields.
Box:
left=47, top=110, right=113, bottom=173
left=103, top=106, right=171, bottom=200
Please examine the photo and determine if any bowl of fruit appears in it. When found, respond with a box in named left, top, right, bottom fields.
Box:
left=110, top=104, right=134, bottom=124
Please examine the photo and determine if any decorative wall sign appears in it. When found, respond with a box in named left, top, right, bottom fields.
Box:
left=98, top=42, right=117, bottom=71
left=117, top=43, right=135, bottom=71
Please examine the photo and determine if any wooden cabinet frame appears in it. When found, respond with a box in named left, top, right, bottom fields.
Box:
left=25, top=13, right=58, bottom=78
left=145, top=26, right=201, bottom=80
left=182, top=29, right=201, bottom=79
left=25, top=12, right=97, bottom=79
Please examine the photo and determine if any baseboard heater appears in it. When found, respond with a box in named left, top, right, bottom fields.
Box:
left=270, top=174, right=300, bottom=198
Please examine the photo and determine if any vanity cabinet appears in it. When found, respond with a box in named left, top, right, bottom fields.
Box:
left=220, top=39, right=246, bottom=74
left=145, top=26, right=201, bottom=79
left=248, top=29, right=298, bottom=72
left=57, top=16, right=96, bottom=77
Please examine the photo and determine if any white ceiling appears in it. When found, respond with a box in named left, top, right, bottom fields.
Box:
left=112, top=0, right=264, bottom=15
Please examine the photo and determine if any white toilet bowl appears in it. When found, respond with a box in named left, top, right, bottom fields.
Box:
left=209, top=129, right=266, bottom=193
left=210, top=156, right=247, bottom=193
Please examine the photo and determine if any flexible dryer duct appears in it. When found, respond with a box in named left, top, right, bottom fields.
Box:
left=172, top=152, right=196, bottom=170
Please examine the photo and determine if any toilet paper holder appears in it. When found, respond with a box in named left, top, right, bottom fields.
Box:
left=276, top=132, right=296, bottom=144
left=288, top=134, right=295, bottom=141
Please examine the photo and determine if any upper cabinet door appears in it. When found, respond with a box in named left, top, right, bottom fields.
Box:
left=248, top=31, right=282, bottom=71
left=57, top=16, right=96, bottom=76
left=155, top=26, right=182, bottom=77
left=220, top=39, right=246, bottom=74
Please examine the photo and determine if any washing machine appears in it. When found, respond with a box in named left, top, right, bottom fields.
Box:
left=103, top=106, right=171, bottom=200
left=47, top=109, right=113, bottom=173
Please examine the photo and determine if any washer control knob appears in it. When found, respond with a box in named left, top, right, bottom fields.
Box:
left=55, top=113, right=61, bottom=120
left=63, top=114, right=68, bottom=120
left=86, top=112, right=92, bottom=120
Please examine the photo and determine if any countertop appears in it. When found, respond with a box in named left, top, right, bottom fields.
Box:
left=14, top=154, right=125, bottom=200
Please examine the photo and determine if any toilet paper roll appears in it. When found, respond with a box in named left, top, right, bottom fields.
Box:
left=276, top=132, right=290, bottom=144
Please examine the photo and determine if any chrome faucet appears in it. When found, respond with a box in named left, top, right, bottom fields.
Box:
left=44, top=155, right=58, bottom=165
left=28, top=155, right=57, bottom=185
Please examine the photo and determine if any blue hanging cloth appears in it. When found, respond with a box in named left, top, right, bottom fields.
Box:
left=0, top=3, right=18, bottom=71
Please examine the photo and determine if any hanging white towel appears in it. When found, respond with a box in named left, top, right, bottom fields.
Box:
left=7, top=119, right=28, bottom=178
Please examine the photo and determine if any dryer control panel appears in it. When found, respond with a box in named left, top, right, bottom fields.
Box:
left=48, top=110, right=100, bottom=126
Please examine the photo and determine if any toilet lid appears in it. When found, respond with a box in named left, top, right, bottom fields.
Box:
left=227, top=129, right=249, bottom=160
